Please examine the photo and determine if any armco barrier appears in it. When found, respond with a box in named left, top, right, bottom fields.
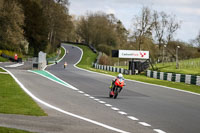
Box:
left=146, top=70, right=200, bottom=86
left=93, top=63, right=130, bottom=75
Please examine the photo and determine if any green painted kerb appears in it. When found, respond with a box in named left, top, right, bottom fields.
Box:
left=31, top=70, right=71, bottom=88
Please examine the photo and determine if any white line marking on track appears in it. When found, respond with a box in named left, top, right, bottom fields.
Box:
left=118, top=111, right=127, bottom=115
left=70, top=43, right=200, bottom=97
left=78, top=91, right=84, bottom=94
left=43, top=44, right=168, bottom=133
left=5, top=63, right=24, bottom=68
left=99, top=101, right=106, bottom=104
left=94, top=98, right=100, bottom=101
left=139, top=122, right=151, bottom=127
left=111, top=107, right=120, bottom=111
left=153, top=129, right=166, bottom=133
left=44, top=70, right=79, bottom=91
left=127, top=116, right=139, bottom=121
left=53, top=44, right=168, bottom=133
left=105, top=104, right=112, bottom=107
left=45, top=46, right=66, bottom=68
left=29, top=70, right=79, bottom=91
left=1, top=67, right=130, bottom=133
left=84, top=94, right=90, bottom=97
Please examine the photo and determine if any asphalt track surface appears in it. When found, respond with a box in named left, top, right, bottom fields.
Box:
left=0, top=43, right=200, bottom=133
left=47, top=44, right=200, bottom=133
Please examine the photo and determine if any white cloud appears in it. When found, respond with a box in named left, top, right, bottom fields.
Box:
left=69, top=0, right=200, bottom=42
left=105, top=6, right=116, bottom=15
left=176, top=7, right=200, bottom=16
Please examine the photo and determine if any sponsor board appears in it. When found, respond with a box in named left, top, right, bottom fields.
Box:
left=119, top=50, right=149, bottom=59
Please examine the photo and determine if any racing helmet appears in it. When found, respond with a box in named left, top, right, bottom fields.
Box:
left=117, top=73, right=123, bottom=79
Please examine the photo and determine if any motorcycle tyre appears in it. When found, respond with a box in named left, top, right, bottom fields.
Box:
left=114, top=88, right=118, bottom=99
left=109, top=91, right=113, bottom=98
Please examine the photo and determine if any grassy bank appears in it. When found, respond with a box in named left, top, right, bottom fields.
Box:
left=0, top=127, right=32, bottom=133
left=0, top=68, right=46, bottom=116
left=75, top=44, right=97, bottom=69
left=153, top=58, right=200, bottom=75
left=73, top=44, right=200, bottom=94
left=59, top=46, right=65, bottom=60
left=47, top=47, right=65, bottom=64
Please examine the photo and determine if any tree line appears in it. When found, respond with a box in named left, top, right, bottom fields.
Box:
left=0, top=1, right=199, bottom=63
left=0, top=0, right=73, bottom=56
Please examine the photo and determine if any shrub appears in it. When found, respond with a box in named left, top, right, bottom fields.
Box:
left=97, top=44, right=112, bottom=56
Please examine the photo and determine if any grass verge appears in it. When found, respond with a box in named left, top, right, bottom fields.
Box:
left=0, top=127, right=32, bottom=133
left=59, top=46, right=65, bottom=60
left=72, top=44, right=200, bottom=94
left=47, top=47, right=65, bottom=65
left=0, top=68, right=6, bottom=72
left=75, top=44, right=97, bottom=69
left=0, top=72, right=46, bottom=116
left=153, top=58, right=200, bottom=75
left=0, top=56, right=9, bottom=62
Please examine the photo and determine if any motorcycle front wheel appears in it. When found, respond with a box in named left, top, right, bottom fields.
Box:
left=109, top=90, right=113, bottom=98
left=113, top=88, right=118, bottom=99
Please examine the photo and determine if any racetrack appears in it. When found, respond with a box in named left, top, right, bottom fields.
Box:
left=47, top=44, right=200, bottom=133
left=1, top=43, right=200, bottom=133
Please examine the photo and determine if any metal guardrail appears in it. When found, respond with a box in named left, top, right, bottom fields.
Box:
left=93, top=63, right=131, bottom=75
left=146, top=70, right=200, bottom=86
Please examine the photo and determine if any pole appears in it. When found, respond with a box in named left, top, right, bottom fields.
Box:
left=162, top=45, right=166, bottom=65
left=176, top=46, right=180, bottom=69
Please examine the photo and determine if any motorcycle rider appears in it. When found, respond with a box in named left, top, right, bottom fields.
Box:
left=110, top=73, right=125, bottom=93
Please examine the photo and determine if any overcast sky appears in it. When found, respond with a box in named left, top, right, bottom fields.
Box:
left=69, top=0, right=200, bottom=43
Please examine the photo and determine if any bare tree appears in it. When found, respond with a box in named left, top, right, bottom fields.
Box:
left=153, top=11, right=168, bottom=48
left=166, top=15, right=181, bottom=43
left=132, top=7, right=154, bottom=50
left=192, top=31, right=200, bottom=48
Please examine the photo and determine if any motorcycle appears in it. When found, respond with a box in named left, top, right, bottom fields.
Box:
left=109, top=78, right=125, bottom=99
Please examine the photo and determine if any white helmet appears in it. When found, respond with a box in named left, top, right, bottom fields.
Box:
left=117, top=73, right=123, bottom=78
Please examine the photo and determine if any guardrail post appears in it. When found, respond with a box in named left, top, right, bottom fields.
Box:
left=160, top=72, right=164, bottom=80
left=167, top=73, right=172, bottom=81
left=196, top=76, right=200, bottom=86
left=180, top=74, right=186, bottom=83
left=147, top=70, right=151, bottom=77
left=164, top=72, right=167, bottom=80
left=172, top=73, right=176, bottom=82
left=191, top=75, right=197, bottom=85
left=121, top=68, right=124, bottom=74
left=175, top=74, right=181, bottom=82
left=150, top=71, right=153, bottom=78
left=185, top=75, right=191, bottom=84
left=153, top=71, right=157, bottom=79
left=157, top=72, right=160, bottom=79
